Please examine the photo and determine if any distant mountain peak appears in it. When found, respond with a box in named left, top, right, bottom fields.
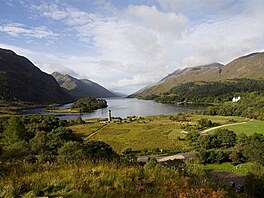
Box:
left=238, top=52, right=263, bottom=59
left=132, top=53, right=264, bottom=98
left=159, top=62, right=223, bottom=83
left=52, top=71, right=118, bottom=99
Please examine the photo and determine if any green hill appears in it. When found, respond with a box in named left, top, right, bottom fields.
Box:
left=0, top=48, right=73, bottom=104
left=132, top=52, right=264, bottom=98
left=52, top=72, right=118, bottom=99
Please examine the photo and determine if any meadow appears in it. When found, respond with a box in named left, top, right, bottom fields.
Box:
left=69, top=114, right=253, bottom=153
left=209, top=120, right=264, bottom=135
left=198, top=162, right=254, bottom=176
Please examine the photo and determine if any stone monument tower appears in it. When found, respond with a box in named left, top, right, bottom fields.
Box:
left=108, top=110, right=112, bottom=122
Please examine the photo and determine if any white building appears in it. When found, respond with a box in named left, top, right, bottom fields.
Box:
left=232, top=96, right=241, bottom=102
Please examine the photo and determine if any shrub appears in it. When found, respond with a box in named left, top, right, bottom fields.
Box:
left=75, top=116, right=85, bottom=124
left=58, top=141, right=86, bottom=162
left=3, top=141, right=31, bottom=159
left=84, top=141, right=117, bottom=161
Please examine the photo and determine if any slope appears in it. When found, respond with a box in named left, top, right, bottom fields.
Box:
left=134, top=52, right=264, bottom=98
left=0, top=48, right=73, bottom=104
left=52, top=72, right=117, bottom=99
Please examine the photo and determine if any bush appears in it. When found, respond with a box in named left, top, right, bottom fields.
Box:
left=58, top=141, right=86, bottom=162
left=3, top=141, right=31, bottom=159
left=245, top=163, right=264, bottom=198
left=75, top=116, right=85, bottom=124
left=121, top=147, right=132, bottom=155
left=47, top=127, right=83, bottom=154
left=84, top=141, right=117, bottom=161
left=213, top=129, right=237, bottom=148
left=229, top=149, right=246, bottom=165
left=197, top=149, right=229, bottom=164
left=186, top=131, right=200, bottom=142
left=242, top=133, right=264, bottom=165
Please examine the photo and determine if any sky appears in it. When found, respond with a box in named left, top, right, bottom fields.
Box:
left=0, top=0, right=264, bottom=94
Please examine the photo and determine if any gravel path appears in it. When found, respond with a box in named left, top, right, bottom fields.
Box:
left=84, top=123, right=108, bottom=140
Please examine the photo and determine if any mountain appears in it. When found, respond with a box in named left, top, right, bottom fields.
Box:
left=133, top=52, right=264, bottom=98
left=52, top=72, right=118, bottom=99
left=159, top=63, right=224, bottom=83
left=0, top=48, right=73, bottom=104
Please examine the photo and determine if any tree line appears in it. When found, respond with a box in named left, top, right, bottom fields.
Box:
left=154, top=79, right=264, bottom=104
left=0, top=115, right=116, bottom=163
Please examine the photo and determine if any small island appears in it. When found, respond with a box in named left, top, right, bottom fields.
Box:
left=71, top=97, right=108, bottom=113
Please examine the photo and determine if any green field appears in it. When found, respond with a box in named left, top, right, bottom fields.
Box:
left=70, top=115, right=191, bottom=153
left=208, top=120, right=264, bottom=135
left=69, top=114, right=262, bottom=153
left=198, top=162, right=254, bottom=176
left=188, top=114, right=246, bottom=124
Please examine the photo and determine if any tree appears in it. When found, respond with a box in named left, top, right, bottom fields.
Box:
left=30, top=131, right=49, bottom=154
left=2, top=116, right=27, bottom=144
left=214, top=129, right=237, bottom=148
left=196, top=135, right=212, bottom=149
left=242, top=133, right=264, bottom=165
left=197, top=118, right=212, bottom=129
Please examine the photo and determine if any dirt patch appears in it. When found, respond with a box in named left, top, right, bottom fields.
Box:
left=209, top=171, right=246, bottom=185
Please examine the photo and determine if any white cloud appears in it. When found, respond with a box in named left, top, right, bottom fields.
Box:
left=1, top=0, right=264, bottom=94
left=157, top=0, right=235, bottom=12
left=126, top=5, right=187, bottom=37
left=0, top=23, right=58, bottom=39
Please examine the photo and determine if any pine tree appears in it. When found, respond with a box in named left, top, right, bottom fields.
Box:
left=3, top=116, right=26, bottom=144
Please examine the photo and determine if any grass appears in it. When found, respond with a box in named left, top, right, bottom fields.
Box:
left=215, top=120, right=264, bottom=135
left=46, top=108, right=80, bottom=113
left=198, top=162, right=254, bottom=176
left=70, top=114, right=264, bottom=153
left=0, top=114, right=10, bottom=118
left=69, top=121, right=106, bottom=138
left=205, top=119, right=264, bottom=135
left=71, top=115, right=191, bottom=153
left=0, top=161, right=238, bottom=198
left=188, top=114, right=246, bottom=124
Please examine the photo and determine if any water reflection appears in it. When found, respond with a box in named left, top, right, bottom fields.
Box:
left=21, top=98, right=206, bottom=120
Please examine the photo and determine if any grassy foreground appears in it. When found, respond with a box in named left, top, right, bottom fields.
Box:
left=0, top=160, right=239, bottom=198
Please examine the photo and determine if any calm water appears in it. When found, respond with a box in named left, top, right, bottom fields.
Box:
left=21, top=98, right=206, bottom=120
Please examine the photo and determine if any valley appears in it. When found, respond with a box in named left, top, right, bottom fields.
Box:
left=1, top=49, right=264, bottom=198
left=1, top=0, right=264, bottom=196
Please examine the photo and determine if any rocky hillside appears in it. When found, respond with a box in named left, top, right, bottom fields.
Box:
left=52, top=72, right=117, bottom=99
left=133, top=52, right=264, bottom=98
left=0, top=48, right=73, bottom=104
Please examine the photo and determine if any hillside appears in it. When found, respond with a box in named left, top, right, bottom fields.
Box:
left=0, top=48, right=72, bottom=104
left=52, top=72, right=117, bottom=99
left=133, top=52, right=264, bottom=98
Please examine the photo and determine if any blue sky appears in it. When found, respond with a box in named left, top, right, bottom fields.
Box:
left=0, top=0, right=264, bottom=94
